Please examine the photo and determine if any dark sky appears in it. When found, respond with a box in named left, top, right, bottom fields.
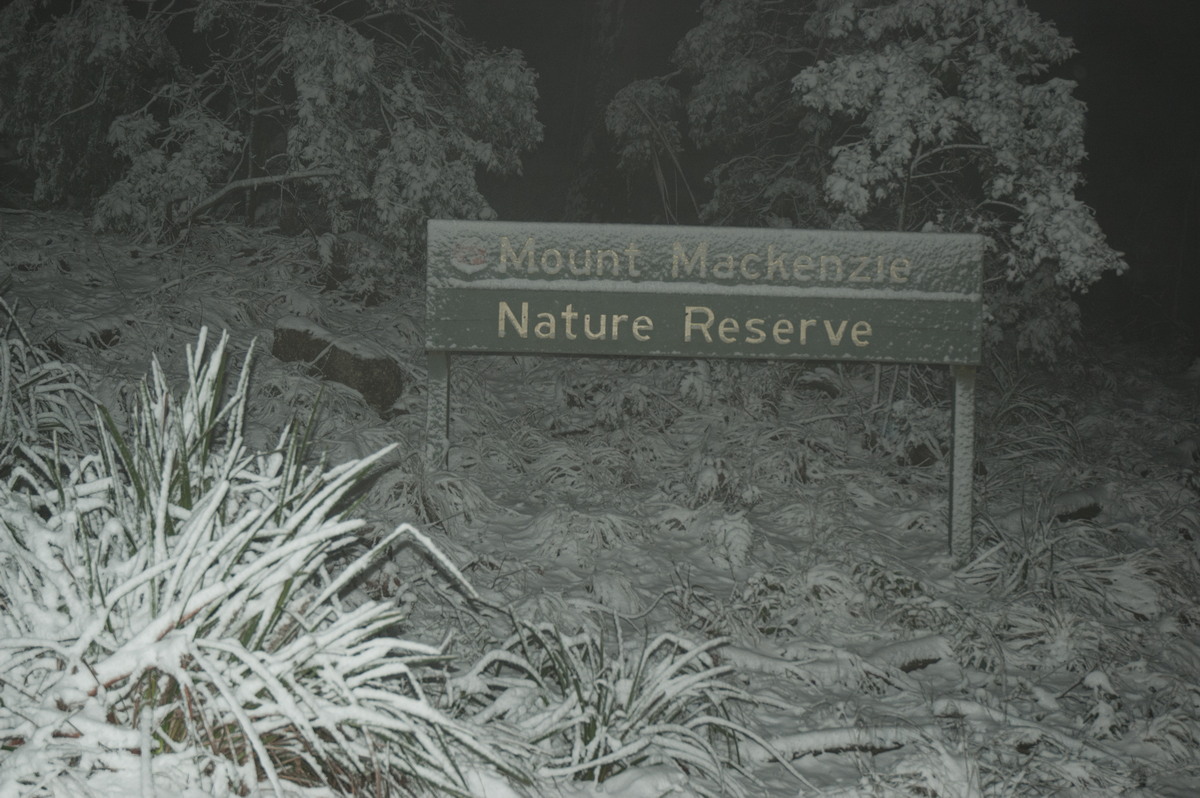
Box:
left=1032, top=0, right=1200, bottom=346
left=1036, top=2, right=1199, bottom=255
left=454, top=1, right=1200, bottom=350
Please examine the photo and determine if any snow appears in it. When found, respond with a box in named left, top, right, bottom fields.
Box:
left=274, top=315, right=391, bottom=360
left=443, top=275, right=980, bottom=303
left=2, top=214, right=1199, bottom=796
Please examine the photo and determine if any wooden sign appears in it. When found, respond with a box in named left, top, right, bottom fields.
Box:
left=425, top=220, right=984, bottom=557
left=427, top=221, right=981, bottom=363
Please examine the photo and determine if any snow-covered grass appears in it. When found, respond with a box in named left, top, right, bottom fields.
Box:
left=3, top=213, right=1200, bottom=796
left=450, top=622, right=769, bottom=795
left=0, top=300, right=96, bottom=464
left=0, top=315, right=519, bottom=796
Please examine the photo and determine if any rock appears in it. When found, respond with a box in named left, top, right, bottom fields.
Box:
left=271, top=316, right=403, bottom=414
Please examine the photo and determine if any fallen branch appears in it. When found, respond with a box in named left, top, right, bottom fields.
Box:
left=744, top=724, right=934, bottom=762
left=180, top=168, right=336, bottom=225
left=932, top=698, right=1119, bottom=760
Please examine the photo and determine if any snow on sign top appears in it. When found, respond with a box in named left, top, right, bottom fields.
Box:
left=426, top=219, right=984, bottom=366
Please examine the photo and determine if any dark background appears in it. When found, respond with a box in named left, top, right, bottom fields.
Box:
left=454, top=0, right=1200, bottom=358
left=1036, top=0, right=1200, bottom=354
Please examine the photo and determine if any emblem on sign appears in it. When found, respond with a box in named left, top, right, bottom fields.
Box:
left=450, top=238, right=490, bottom=274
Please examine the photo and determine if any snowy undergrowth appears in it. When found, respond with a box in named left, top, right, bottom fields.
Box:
left=0, top=306, right=765, bottom=797
left=0, top=323, right=520, bottom=797
left=5, top=220, right=1200, bottom=796
left=0, top=300, right=96, bottom=465
left=449, top=621, right=781, bottom=797
left=429, top=350, right=1200, bottom=796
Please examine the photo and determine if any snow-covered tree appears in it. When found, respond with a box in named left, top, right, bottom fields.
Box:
left=608, top=0, right=1125, bottom=358
left=0, top=0, right=542, bottom=259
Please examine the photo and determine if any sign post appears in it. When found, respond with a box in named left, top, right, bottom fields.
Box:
left=424, top=350, right=451, bottom=467
left=425, top=220, right=984, bottom=558
left=949, top=364, right=977, bottom=559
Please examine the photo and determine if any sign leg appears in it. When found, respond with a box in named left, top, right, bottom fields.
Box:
left=425, top=351, right=451, bottom=468
left=949, top=365, right=976, bottom=560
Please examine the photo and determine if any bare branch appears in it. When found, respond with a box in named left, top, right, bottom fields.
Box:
left=911, top=143, right=990, bottom=169
left=181, top=168, right=336, bottom=224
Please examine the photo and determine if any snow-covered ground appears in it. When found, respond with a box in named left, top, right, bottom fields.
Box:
left=3, top=210, right=1199, bottom=796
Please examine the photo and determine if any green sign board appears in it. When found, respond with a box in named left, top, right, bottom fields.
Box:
left=426, top=220, right=982, bottom=365
left=424, top=220, right=985, bottom=558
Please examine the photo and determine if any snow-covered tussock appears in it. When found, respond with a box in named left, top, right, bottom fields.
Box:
left=0, top=326, right=513, bottom=797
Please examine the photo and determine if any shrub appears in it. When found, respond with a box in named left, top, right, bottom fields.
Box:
left=0, top=298, right=96, bottom=467
left=606, top=0, right=1125, bottom=359
left=449, top=619, right=768, bottom=796
left=0, top=326, right=521, bottom=796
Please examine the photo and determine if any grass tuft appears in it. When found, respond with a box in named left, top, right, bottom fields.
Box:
left=0, top=324, right=521, bottom=797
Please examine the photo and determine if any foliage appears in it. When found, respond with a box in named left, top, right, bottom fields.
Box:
left=0, top=0, right=542, bottom=266
left=1, top=299, right=97, bottom=466
left=604, top=79, right=694, bottom=223
left=795, top=0, right=1125, bottom=357
left=450, top=620, right=762, bottom=795
left=606, top=0, right=1125, bottom=358
left=0, top=326, right=522, bottom=796
left=0, top=0, right=179, bottom=207
left=607, top=1, right=831, bottom=230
